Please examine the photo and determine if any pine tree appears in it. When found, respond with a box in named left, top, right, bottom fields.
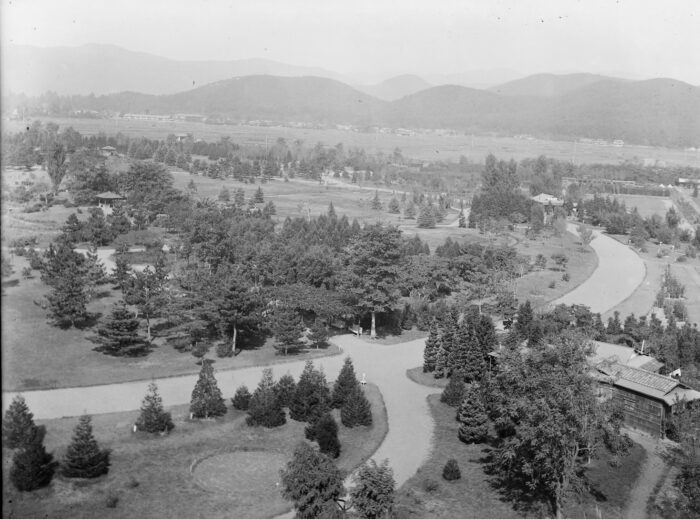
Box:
left=441, top=371, right=465, bottom=407
left=457, top=384, right=489, bottom=444
left=9, top=426, right=57, bottom=491
left=515, top=300, right=534, bottom=339
left=341, top=385, right=373, bottom=427
left=47, top=267, right=88, bottom=327
left=308, top=318, right=329, bottom=349
left=458, top=210, right=467, bottom=228
left=423, top=320, right=440, bottom=373
left=331, top=357, right=360, bottom=408
left=62, top=213, right=83, bottom=243
left=275, top=373, right=297, bottom=408
left=136, top=382, right=174, bottom=433
left=190, top=360, right=227, bottom=419
left=2, top=395, right=39, bottom=449
left=370, top=190, right=383, bottom=211
left=61, top=415, right=110, bottom=478
left=417, top=204, right=436, bottom=228
left=404, top=202, right=417, bottom=219
left=387, top=197, right=400, bottom=214
left=271, top=305, right=304, bottom=355
left=304, top=412, right=341, bottom=458
left=234, top=188, right=246, bottom=207
left=327, top=202, right=337, bottom=219
left=231, top=385, right=252, bottom=411
left=254, top=186, right=265, bottom=203
left=247, top=368, right=286, bottom=427
left=435, top=311, right=457, bottom=378
left=93, top=300, right=149, bottom=357
left=280, top=441, right=345, bottom=519
left=218, top=186, right=230, bottom=202
left=350, top=460, right=395, bottom=519
left=289, top=361, right=331, bottom=423
left=112, top=253, right=132, bottom=291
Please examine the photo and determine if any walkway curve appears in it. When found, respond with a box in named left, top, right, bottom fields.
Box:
left=2, top=335, right=431, bottom=488
left=551, top=224, right=645, bottom=314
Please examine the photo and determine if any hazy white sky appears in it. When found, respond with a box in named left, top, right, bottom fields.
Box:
left=2, top=0, right=699, bottom=84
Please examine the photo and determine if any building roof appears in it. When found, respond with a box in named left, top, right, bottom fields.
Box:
left=101, top=146, right=116, bottom=151
left=95, top=191, right=125, bottom=200
left=596, top=362, right=700, bottom=405
left=531, top=193, right=564, bottom=206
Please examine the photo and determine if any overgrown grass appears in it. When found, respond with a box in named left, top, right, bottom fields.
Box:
left=2, top=384, right=388, bottom=519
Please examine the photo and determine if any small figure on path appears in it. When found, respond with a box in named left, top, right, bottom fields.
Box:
left=361, top=373, right=367, bottom=386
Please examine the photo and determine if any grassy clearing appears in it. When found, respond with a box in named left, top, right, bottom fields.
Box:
left=393, top=394, right=522, bottom=519
left=2, top=383, right=387, bottom=519
left=393, top=394, right=646, bottom=519
left=512, top=228, right=598, bottom=310
left=1, top=256, right=339, bottom=391
left=6, top=117, right=699, bottom=166
left=611, top=195, right=674, bottom=219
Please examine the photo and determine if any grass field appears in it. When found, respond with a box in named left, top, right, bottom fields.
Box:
left=0, top=254, right=340, bottom=391
left=611, top=194, right=675, bottom=219
left=512, top=228, right=598, bottom=310
left=393, top=394, right=646, bottom=519
left=1, top=383, right=387, bottom=519
left=5, top=116, right=700, bottom=167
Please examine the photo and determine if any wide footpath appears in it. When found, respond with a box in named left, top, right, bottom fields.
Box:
left=1, top=225, right=645, bottom=489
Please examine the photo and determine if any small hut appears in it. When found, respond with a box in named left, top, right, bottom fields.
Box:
left=96, top=192, right=126, bottom=214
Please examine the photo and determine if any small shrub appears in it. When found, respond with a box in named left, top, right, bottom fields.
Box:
left=105, top=492, right=119, bottom=508
left=215, top=341, right=233, bottom=358
left=231, top=385, right=252, bottom=411
left=422, top=478, right=439, bottom=493
left=442, top=459, right=461, bottom=481
left=548, top=281, right=556, bottom=289
left=562, top=272, right=570, bottom=282
left=677, top=255, right=688, bottom=263
left=125, top=477, right=140, bottom=488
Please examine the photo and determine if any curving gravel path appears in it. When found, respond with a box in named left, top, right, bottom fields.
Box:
left=551, top=224, right=645, bottom=314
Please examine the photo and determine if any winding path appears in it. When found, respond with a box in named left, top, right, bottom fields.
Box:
left=1, top=222, right=648, bottom=502
left=551, top=224, right=645, bottom=314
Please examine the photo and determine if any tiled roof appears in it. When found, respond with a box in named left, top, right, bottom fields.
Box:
left=96, top=191, right=125, bottom=199
left=531, top=193, right=564, bottom=205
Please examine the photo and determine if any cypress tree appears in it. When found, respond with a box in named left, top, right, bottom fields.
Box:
left=247, top=368, right=286, bottom=427
left=2, top=395, right=40, bottom=450
left=457, top=384, right=489, bottom=444
left=61, top=415, right=110, bottom=478
left=304, top=412, right=341, bottom=458
left=231, top=385, right=252, bottom=411
left=190, top=360, right=227, bottom=419
left=341, top=386, right=373, bottom=427
left=93, top=300, right=149, bottom=357
left=275, top=373, right=297, bottom=408
left=417, top=204, right=436, bottom=228
left=10, top=426, right=57, bottom=491
left=289, top=361, right=331, bottom=423
left=331, top=357, right=360, bottom=409
left=136, top=382, right=174, bottom=433
left=423, top=320, right=440, bottom=373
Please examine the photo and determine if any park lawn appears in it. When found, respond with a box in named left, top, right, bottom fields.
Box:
left=611, top=194, right=674, bottom=219
left=1, top=256, right=339, bottom=391
left=393, top=394, right=523, bottom=519
left=405, top=367, right=449, bottom=389
left=513, top=228, right=598, bottom=310
left=2, top=383, right=388, bottom=519
left=565, top=442, right=647, bottom=519
left=394, top=395, right=646, bottom=519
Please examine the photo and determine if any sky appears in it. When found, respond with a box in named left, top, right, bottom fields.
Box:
left=2, top=0, right=700, bottom=85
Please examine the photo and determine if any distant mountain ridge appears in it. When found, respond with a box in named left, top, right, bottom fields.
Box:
left=489, top=73, right=623, bottom=97
left=2, top=44, right=356, bottom=96
left=355, top=75, right=433, bottom=101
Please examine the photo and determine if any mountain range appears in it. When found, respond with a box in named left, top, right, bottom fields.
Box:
left=3, top=44, right=699, bottom=147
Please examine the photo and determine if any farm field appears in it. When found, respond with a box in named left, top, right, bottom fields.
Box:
left=5, top=116, right=700, bottom=167
left=1, top=384, right=387, bottom=519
